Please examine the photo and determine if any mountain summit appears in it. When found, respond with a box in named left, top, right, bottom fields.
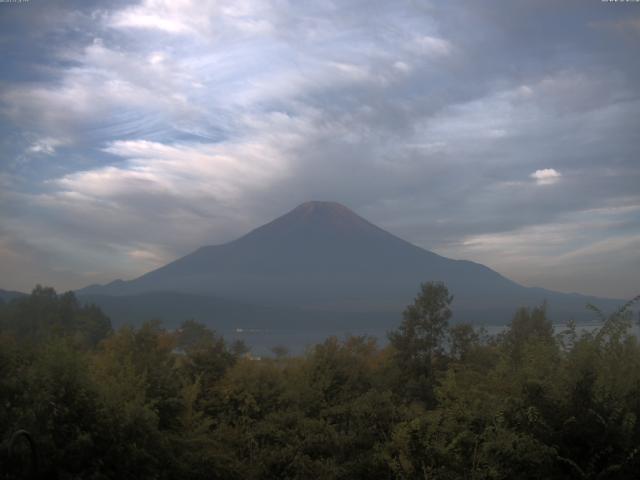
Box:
left=79, top=202, right=621, bottom=324
left=232, top=201, right=407, bottom=248
left=280, top=200, right=365, bottom=223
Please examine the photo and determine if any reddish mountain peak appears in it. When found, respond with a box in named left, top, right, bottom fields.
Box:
left=233, top=200, right=392, bottom=247
left=291, top=200, right=355, bottom=219
left=284, top=201, right=376, bottom=232
left=293, top=201, right=352, bottom=214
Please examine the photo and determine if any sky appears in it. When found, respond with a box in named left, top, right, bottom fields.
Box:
left=0, top=0, right=639, bottom=299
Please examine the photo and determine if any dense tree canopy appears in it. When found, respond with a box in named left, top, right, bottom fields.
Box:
left=388, top=281, right=453, bottom=404
left=1, top=284, right=639, bottom=479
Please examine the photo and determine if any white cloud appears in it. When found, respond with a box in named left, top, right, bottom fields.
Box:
left=37, top=109, right=324, bottom=249
left=27, top=137, right=66, bottom=155
left=128, top=246, right=171, bottom=267
left=1, top=39, right=207, bottom=141
left=112, top=11, right=190, bottom=34
left=413, top=35, right=453, bottom=57
left=531, top=168, right=561, bottom=185
left=58, top=137, right=290, bottom=204
left=109, top=0, right=213, bottom=36
left=148, top=52, right=165, bottom=65
left=393, top=61, right=411, bottom=74
left=108, top=0, right=275, bottom=40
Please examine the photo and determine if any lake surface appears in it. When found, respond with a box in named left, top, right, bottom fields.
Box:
left=224, top=321, right=640, bottom=357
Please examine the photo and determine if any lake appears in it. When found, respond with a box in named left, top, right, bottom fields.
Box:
left=224, top=320, right=640, bottom=358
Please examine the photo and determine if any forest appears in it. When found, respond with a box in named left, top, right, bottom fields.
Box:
left=1, top=283, right=640, bottom=479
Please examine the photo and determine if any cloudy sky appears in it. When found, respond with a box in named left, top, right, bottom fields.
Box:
left=1, top=0, right=639, bottom=299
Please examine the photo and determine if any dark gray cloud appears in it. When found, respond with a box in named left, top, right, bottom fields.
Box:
left=0, top=0, right=638, bottom=298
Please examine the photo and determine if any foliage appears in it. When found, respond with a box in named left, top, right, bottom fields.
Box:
left=387, top=282, right=453, bottom=404
left=0, top=285, right=111, bottom=347
left=1, top=284, right=639, bottom=479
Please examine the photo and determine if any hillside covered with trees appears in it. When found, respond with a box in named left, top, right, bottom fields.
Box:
left=1, top=284, right=639, bottom=479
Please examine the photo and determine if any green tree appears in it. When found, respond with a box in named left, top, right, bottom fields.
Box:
left=388, top=282, right=453, bottom=403
left=176, top=319, right=216, bottom=353
left=448, top=323, right=480, bottom=362
left=501, top=303, right=554, bottom=362
left=0, top=286, right=111, bottom=347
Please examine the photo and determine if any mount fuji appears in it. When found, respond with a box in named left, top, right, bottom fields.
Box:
left=78, top=201, right=622, bottom=329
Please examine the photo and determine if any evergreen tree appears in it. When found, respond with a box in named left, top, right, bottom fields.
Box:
left=388, top=281, right=453, bottom=403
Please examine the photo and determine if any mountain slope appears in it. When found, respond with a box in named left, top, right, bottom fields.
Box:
left=0, top=288, right=28, bottom=303
left=78, top=291, right=396, bottom=332
left=78, top=201, right=623, bottom=324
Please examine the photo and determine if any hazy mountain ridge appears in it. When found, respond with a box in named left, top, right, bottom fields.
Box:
left=75, top=201, right=623, bottom=327
left=0, top=288, right=27, bottom=303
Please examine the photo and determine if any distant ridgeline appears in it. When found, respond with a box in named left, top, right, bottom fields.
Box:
left=75, top=201, right=624, bottom=329
left=0, top=289, right=27, bottom=304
